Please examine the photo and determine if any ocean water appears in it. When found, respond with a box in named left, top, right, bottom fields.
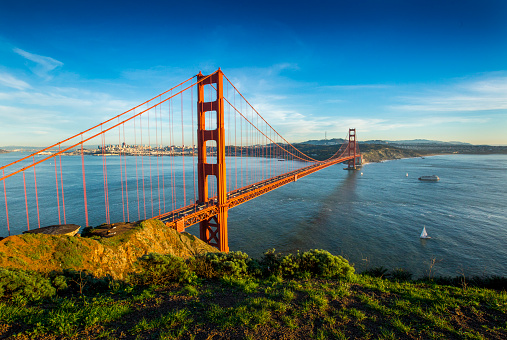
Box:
left=1, top=153, right=506, bottom=278
left=199, top=154, right=507, bottom=278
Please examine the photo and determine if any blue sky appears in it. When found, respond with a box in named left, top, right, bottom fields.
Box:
left=0, top=0, right=506, bottom=146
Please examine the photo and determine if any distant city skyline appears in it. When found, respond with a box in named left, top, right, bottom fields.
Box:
left=1, top=0, right=506, bottom=146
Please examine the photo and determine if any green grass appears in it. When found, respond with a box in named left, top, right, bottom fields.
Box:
left=131, top=308, right=192, bottom=338
left=0, top=250, right=506, bottom=339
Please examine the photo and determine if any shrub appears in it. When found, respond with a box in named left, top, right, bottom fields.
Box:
left=298, top=249, right=355, bottom=279
left=0, top=268, right=56, bottom=302
left=260, top=249, right=355, bottom=279
left=58, top=269, right=112, bottom=295
left=191, top=251, right=259, bottom=278
left=132, top=253, right=191, bottom=286
left=260, top=249, right=285, bottom=276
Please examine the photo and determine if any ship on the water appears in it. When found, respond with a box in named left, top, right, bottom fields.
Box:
left=418, top=175, right=440, bottom=181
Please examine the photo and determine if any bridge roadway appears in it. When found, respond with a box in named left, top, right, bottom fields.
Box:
left=155, top=155, right=358, bottom=232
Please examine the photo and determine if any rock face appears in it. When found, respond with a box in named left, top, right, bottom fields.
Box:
left=23, top=224, right=81, bottom=237
left=0, top=219, right=217, bottom=279
left=361, top=146, right=421, bottom=163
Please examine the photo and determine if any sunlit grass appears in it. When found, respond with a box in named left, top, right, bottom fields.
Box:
left=1, top=253, right=506, bottom=339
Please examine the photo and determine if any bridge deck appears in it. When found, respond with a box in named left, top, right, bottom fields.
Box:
left=156, top=155, right=358, bottom=231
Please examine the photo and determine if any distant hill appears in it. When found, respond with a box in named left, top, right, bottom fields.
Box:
left=387, top=139, right=472, bottom=145
left=300, top=138, right=345, bottom=145
left=300, top=138, right=471, bottom=146
left=361, top=140, right=389, bottom=145
left=0, top=149, right=9, bottom=154
left=0, top=146, right=44, bottom=151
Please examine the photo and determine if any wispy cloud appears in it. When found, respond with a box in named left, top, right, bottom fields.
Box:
left=0, top=85, right=137, bottom=146
left=0, top=72, right=31, bottom=90
left=321, top=84, right=392, bottom=90
left=13, top=48, right=63, bottom=79
left=390, top=74, right=507, bottom=113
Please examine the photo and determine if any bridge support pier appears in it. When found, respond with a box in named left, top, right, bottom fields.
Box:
left=197, top=69, right=229, bottom=252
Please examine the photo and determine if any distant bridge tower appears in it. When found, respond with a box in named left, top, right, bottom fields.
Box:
left=197, top=69, right=229, bottom=252
left=347, top=128, right=358, bottom=170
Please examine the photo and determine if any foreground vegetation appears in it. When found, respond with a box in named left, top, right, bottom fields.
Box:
left=1, top=249, right=506, bottom=339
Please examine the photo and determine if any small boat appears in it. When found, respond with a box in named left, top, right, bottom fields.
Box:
left=418, top=175, right=439, bottom=181
left=420, top=226, right=431, bottom=239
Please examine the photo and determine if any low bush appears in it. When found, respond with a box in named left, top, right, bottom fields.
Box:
left=0, top=268, right=56, bottom=302
left=0, top=249, right=357, bottom=302
left=131, top=253, right=191, bottom=286
left=58, top=269, right=113, bottom=295
left=191, top=251, right=260, bottom=278
left=299, top=249, right=355, bottom=279
left=260, top=249, right=355, bottom=279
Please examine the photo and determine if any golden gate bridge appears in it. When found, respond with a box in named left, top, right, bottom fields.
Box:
left=0, top=69, right=361, bottom=251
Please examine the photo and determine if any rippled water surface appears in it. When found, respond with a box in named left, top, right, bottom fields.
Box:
left=2, top=153, right=506, bottom=278
left=214, top=154, right=507, bottom=278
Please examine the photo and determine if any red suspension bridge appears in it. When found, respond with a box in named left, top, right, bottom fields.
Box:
left=0, top=69, right=361, bottom=252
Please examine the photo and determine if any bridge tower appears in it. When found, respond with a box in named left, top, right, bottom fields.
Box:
left=347, top=128, right=357, bottom=170
left=197, top=69, right=229, bottom=252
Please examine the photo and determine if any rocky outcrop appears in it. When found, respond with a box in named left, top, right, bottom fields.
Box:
left=0, top=219, right=217, bottom=279
left=23, top=224, right=81, bottom=237
left=361, top=146, right=421, bottom=163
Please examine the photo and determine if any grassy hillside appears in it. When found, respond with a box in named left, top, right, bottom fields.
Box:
left=0, top=219, right=216, bottom=280
left=0, top=249, right=505, bottom=339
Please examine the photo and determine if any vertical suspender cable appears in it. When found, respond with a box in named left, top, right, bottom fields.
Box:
left=2, top=169, right=10, bottom=235
left=134, top=113, right=141, bottom=220
left=234, top=89, right=237, bottom=190
left=59, top=145, right=66, bottom=224
left=156, top=99, right=161, bottom=215
left=181, top=87, right=186, bottom=207
left=118, top=118, right=125, bottom=222
left=246, top=105, right=249, bottom=185
left=54, top=155, right=61, bottom=225
left=101, top=127, right=110, bottom=224
left=140, top=114, right=147, bottom=219
left=192, top=84, right=196, bottom=207
left=148, top=106, right=154, bottom=217
left=160, top=99, right=166, bottom=214
left=240, top=100, right=243, bottom=188
left=32, top=156, right=40, bottom=228
left=23, top=171, right=29, bottom=230
left=227, top=81, right=231, bottom=191
left=80, top=137, right=89, bottom=226
left=169, top=94, right=176, bottom=212
left=123, top=124, right=129, bottom=222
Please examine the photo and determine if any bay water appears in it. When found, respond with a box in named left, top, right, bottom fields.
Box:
left=1, top=153, right=506, bottom=278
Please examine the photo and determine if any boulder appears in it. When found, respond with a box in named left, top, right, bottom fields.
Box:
left=23, top=224, right=81, bottom=237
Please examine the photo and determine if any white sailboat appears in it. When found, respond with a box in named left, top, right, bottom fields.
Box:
left=420, top=226, right=431, bottom=239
